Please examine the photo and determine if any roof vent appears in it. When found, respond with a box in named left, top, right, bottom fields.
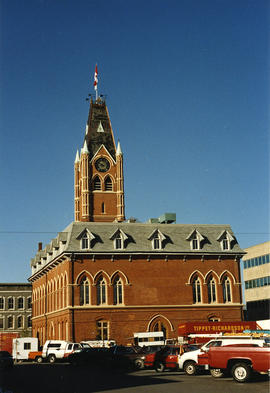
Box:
left=158, top=213, right=176, bottom=224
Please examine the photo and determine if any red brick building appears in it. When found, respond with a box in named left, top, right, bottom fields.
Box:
left=29, top=97, right=244, bottom=345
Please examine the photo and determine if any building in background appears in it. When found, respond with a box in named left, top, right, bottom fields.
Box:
left=29, top=95, right=245, bottom=346
left=242, top=241, right=270, bottom=321
left=0, top=283, right=32, bottom=336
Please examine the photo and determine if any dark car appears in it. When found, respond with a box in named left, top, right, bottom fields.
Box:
left=108, top=345, right=147, bottom=370
left=68, top=347, right=110, bottom=366
left=0, top=351, right=13, bottom=368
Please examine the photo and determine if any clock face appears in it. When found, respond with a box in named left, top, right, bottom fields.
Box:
left=95, top=157, right=110, bottom=172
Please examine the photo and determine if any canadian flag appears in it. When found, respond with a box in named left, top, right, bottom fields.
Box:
left=94, top=64, right=98, bottom=90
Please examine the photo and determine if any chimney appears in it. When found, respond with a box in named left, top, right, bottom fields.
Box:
left=38, top=242, right=43, bottom=251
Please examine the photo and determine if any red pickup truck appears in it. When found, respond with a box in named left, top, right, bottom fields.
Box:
left=198, top=345, right=270, bottom=383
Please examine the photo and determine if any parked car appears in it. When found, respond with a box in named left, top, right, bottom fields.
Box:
left=68, top=347, right=110, bottom=366
left=144, top=345, right=199, bottom=371
left=0, top=351, right=14, bottom=368
left=107, top=345, right=146, bottom=370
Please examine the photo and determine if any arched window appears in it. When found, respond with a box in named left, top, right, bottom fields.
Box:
left=192, top=276, right=201, bottom=303
left=207, top=276, right=216, bottom=303
left=96, top=277, right=106, bottom=305
left=222, top=276, right=232, bottom=303
left=113, top=275, right=123, bottom=305
left=79, top=277, right=90, bottom=306
left=93, top=176, right=101, bottom=190
left=105, top=177, right=113, bottom=191
left=152, top=320, right=167, bottom=339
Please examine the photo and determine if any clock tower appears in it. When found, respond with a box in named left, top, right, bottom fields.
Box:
left=74, top=97, right=125, bottom=222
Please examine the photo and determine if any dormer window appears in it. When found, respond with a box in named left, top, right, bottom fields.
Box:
left=217, top=230, right=234, bottom=251
left=77, top=229, right=97, bottom=250
left=110, top=229, right=128, bottom=250
left=148, top=229, right=166, bottom=250
left=186, top=229, right=204, bottom=251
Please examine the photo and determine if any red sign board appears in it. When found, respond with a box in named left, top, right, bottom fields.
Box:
left=178, top=321, right=257, bottom=336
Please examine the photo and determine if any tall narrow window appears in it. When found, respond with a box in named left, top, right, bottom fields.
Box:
left=27, top=297, right=32, bottom=309
left=27, top=316, right=32, bottom=328
left=79, top=277, right=90, bottom=306
left=101, top=202, right=105, bottom=213
left=105, top=177, right=113, bottom=191
left=222, top=238, right=229, bottom=250
left=18, top=297, right=24, bottom=309
left=222, top=276, right=231, bottom=302
left=96, top=320, right=109, bottom=340
left=115, top=234, right=123, bottom=250
left=97, top=277, right=106, bottom=305
left=153, top=233, right=161, bottom=250
left=0, top=317, right=4, bottom=329
left=18, top=316, right=23, bottom=329
left=207, top=276, right=216, bottom=303
left=81, top=232, right=89, bottom=249
left=192, top=276, right=201, bottom=303
left=8, top=297, right=14, bottom=309
left=93, top=176, right=101, bottom=190
left=7, top=316, right=13, bottom=329
left=113, top=276, right=123, bottom=305
left=0, top=297, right=4, bottom=310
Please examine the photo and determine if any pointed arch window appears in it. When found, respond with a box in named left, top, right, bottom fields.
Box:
left=207, top=276, right=216, bottom=303
left=222, top=276, right=232, bottom=303
left=105, top=177, right=113, bottom=191
left=96, top=277, right=107, bottom=305
left=79, top=276, right=90, bottom=306
left=192, top=276, right=202, bottom=303
left=93, top=176, right=101, bottom=190
left=113, top=275, right=123, bottom=305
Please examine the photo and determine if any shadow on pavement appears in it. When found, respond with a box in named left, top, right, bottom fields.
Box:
left=0, top=364, right=182, bottom=393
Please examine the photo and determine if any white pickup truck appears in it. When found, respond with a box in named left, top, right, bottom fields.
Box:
left=178, top=337, right=268, bottom=376
left=28, top=340, right=87, bottom=363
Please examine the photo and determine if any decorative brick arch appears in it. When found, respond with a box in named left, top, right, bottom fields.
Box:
left=187, top=270, right=204, bottom=285
left=110, top=270, right=130, bottom=285
left=93, top=270, right=110, bottom=284
left=219, top=270, right=237, bottom=284
left=147, top=314, right=174, bottom=336
left=75, top=270, right=94, bottom=285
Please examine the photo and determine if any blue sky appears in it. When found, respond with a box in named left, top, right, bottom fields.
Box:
left=0, top=0, right=269, bottom=283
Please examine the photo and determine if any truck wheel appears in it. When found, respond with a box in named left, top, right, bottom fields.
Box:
left=48, top=354, right=56, bottom=364
left=232, top=363, right=251, bottom=383
left=134, top=359, right=144, bottom=370
left=155, top=361, right=165, bottom=372
left=210, top=368, right=224, bottom=378
left=35, top=356, right=43, bottom=364
left=184, top=361, right=197, bottom=375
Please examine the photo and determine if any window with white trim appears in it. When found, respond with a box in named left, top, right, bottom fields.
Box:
left=7, top=316, right=13, bottom=329
left=192, top=276, right=202, bottom=303
left=96, top=277, right=107, bottom=305
left=81, top=232, right=90, bottom=249
left=0, top=317, right=3, bottom=329
left=79, top=276, right=90, bottom=306
left=17, top=315, right=23, bottom=329
left=222, top=276, right=232, bottom=302
left=8, top=297, right=14, bottom=309
left=113, top=275, right=123, bottom=305
left=0, top=297, right=4, bottom=310
left=207, top=276, right=216, bottom=303
left=18, top=297, right=24, bottom=309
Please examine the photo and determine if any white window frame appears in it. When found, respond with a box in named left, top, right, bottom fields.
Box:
left=17, top=297, right=24, bottom=310
left=7, top=296, right=14, bottom=310
left=0, top=316, right=4, bottom=329
left=222, top=276, right=232, bottom=303
left=17, top=315, right=24, bottom=329
left=7, top=315, right=14, bottom=329
left=0, top=297, right=4, bottom=310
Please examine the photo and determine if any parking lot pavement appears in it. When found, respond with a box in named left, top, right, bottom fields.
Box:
left=0, top=364, right=269, bottom=393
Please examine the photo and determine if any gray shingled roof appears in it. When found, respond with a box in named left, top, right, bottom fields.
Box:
left=30, top=221, right=244, bottom=269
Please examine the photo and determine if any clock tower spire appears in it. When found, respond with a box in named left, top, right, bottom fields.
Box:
left=74, top=96, right=125, bottom=222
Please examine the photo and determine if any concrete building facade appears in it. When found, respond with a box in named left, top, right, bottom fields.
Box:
left=243, top=241, right=270, bottom=321
left=0, top=283, right=32, bottom=336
